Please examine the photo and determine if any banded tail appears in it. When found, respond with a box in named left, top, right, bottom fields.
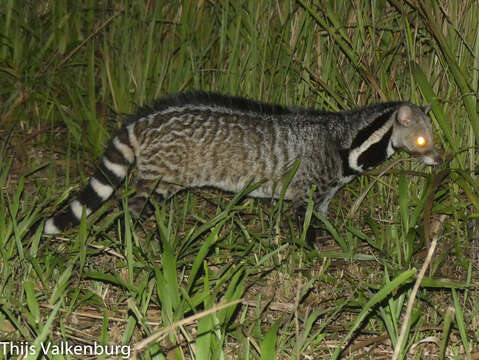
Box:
left=44, top=129, right=136, bottom=235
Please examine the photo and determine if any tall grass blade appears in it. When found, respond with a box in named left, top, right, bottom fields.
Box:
left=411, top=63, right=456, bottom=152
left=187, top=220, right=226, bottom=294
left=452, top=288, right=471, bottom=358
left=24, top=300, right=63, bottom=360
left=417, top=1, right=479, bottom=144
left=24, top=280, right=40, bottom=325
left=331, top=269, right=417, bottom=359
left=260, top=319, right=281, bottom=360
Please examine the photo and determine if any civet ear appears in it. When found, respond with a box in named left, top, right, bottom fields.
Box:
left=422, top=104, right=432, bottom=115
left=397, top=105, right=413, bottom=127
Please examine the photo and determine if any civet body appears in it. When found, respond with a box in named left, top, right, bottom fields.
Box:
left=44, top=92, right=442, bottom=234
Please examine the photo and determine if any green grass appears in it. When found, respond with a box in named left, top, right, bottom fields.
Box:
left=1, top=0, right=479, bottom=359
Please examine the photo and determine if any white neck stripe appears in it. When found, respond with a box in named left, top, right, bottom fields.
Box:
left=348, top=117, right=395, bottom=172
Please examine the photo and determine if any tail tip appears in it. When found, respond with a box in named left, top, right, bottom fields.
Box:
left=44, top=217, right=61, bottom=235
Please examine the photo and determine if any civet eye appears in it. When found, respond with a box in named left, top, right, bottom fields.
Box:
left=416, top=136, right=426, bottom=146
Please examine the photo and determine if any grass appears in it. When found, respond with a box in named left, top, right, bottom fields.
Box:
left=1, top=0, right=478, bottom=359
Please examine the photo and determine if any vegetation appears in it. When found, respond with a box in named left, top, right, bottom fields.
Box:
left=1, top=0, right=478, bottom=358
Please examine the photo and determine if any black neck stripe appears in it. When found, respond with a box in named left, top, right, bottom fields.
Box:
left=357, top=127, right=393, bottom=170
left=351, top=110, right=395, bottom=149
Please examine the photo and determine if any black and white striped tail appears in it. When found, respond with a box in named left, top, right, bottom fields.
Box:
left=44, top=130, right=136, bottom=235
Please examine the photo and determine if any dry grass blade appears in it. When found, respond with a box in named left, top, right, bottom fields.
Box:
left=392, top=213, right=448, bottom=359
left=55, top=13, right=119, bottom=71
left=423, top=169, right=450, bottom=249
left=131, top=299, right=242, bottom=358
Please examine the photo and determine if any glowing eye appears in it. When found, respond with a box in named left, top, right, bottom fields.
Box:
left=416, top=136, right=426, bottom=146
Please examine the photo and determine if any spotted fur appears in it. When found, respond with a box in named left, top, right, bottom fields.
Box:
left=44, top=92, right=442, bottom=234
